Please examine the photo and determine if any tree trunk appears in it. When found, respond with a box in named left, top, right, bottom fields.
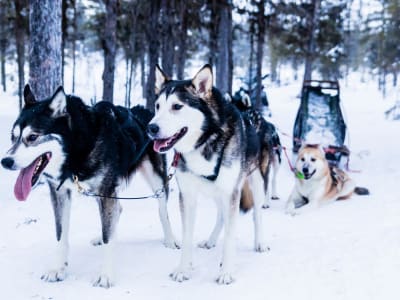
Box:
left=14, top=0, right=27, bottom=110
left=141, top=52, right=146, bottom=99
left=215, top=0, right=233, bottom=95
left=254, top=0, right=265, bottom=109
left=176, top=0, right=188, bottom=79
left=101, top=0, right=117, bottom=103
left=208, top=0, right=219, bottom=67
left=303, top=0, right=320, bottom=83
left=248, top=22, right=255, bottom=92
left=145, top=0, right=161, bottom=111
left=127, top=59, right=134, bottom=108
left=161, top=0, right=175, bottom=76
left=29, top=0, right=62, bottom=100
left=71, top=0, right=76, bottom=94
left=61, top=0, right=67, bottom=86
left=0, top=1, right=7, bottom=92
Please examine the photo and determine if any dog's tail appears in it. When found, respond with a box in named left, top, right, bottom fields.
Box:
left=240, top=179, right=254, bottom=213
left=354, top=186, right=370, bottom=195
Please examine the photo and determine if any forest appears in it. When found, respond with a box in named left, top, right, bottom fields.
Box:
left=0, top=0, right=399, bottom=110
left=0, top=1, right=400, bottom=298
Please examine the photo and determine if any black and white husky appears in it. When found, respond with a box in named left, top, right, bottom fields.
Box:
left=147, top=65, right=269, bottom=284
left=1, top=85, right=177, bottom=288
left=229, top=91, right=282, bottom=208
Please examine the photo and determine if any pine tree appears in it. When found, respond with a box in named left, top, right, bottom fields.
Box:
left=29, top=0, right=62, bottom=99
left=101, top=0, right=117, bottom=103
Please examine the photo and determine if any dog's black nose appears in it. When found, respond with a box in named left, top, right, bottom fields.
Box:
left=147, top=124, right=159, bottom=137
left=302, top=167, right=309, bottom=175
left=1, top=157, right=15, bottom=170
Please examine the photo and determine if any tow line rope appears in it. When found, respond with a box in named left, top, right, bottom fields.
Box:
left=73, top=152, right=181, bottom=200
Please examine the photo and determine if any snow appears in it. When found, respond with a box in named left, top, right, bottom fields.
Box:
left=0, top=71, right=400, bottom=300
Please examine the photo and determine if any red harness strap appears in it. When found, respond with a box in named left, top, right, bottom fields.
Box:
left=172, top=151, right=181, bottom=167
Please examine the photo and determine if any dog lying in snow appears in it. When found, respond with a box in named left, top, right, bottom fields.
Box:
left=286, top=144, right=369, bottom=215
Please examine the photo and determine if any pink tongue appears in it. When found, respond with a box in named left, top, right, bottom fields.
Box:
left=153, top=139, right=169, bottom=153
left=14, top=160, right=38, bottom=201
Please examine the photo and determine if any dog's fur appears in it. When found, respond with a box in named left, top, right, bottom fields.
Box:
left=285, top=144, right=369, bottom=215
left=1, top=85, right=177, bottom=288
left=147, top=65, right=268, bottom=285
left=229, top=91, right=282, bottom=208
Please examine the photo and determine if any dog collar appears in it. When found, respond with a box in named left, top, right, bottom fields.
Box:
left=172, top=151, right=181, bottom=167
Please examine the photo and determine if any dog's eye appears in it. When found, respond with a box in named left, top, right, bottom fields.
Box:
left=27, top=134, right=39, bottom=142
left=155, top=103, right=160, bottom=111
left=311, top=157, right=316, bottom=162
left=172, top=104, right=183, bottom=111
left=300, top=157, right=305, bottom=162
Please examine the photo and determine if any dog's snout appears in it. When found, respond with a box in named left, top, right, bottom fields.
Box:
left=147, top=123, right=160, bottom=137
left=302, top=167, right=309, bottom=174
left=1, top=157, right=15, bottom=170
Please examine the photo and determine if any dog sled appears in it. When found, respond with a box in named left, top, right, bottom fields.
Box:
left=293, top=80, right=349, bottom=167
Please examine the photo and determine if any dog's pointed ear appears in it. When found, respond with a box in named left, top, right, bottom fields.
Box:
left=23, top=84, right=36, bottom=106
left=49, top=86, right=68, bottom=117
left=223, top=93, right=232, bottom=102
left=192, top=64, right=213, bottom=98
left=242, top=93, right=252, bottom=108
left=155, top=64, right=170, bottom=95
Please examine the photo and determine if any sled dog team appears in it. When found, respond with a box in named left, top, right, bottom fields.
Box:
left=1, top=65, right=367, bottom=287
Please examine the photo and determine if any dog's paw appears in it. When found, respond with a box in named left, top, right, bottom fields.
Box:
left=90, top=237, right=104, bottom=247
left=271, top=195, right=280, bottom=200
left=92, top=274, right=113, bottom=289
left=41, top=267, right=67, bottom=282
left=216, top=273, right=234, bottom=285
left=169, top=268, right=191, bottom=282
left=198, top=240, right=216, bottom=249
left=254, top=242, right=270, bottom=253
left=164, top=238, right=180, bottom=250
left=262, top=204, right=270, bottom=209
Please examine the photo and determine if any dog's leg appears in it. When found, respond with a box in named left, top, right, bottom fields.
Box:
left=140, top=159, right=179, bottom=249
left=198, top=199, right=223, bottom=249
left=41, top=182, right=71, bottom=282
left=337, top=178, right=356, bottom=199
left=170, top=190, right=196, bottom=282
left=285, top=188, right=302, bottom=216
left=216, top=185, right=241, bottom=285
left=248, top=172, right=269, bottom=252
left=157, top=194, right=180, bottom=249
left=270, top=155, right=280, bottom=200
left=93, top=196, right=121, bottom=288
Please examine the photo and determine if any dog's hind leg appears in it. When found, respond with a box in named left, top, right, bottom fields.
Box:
left=93, top=195, right=121, bottom=288
left=216, top=184, right=241, bottom=285
left=139, top=159, right=179, bottom=249
left=270, top=155, right=280, bottom=200
left=248, top=172, right=269, bottom=252
left=261, top=152, right=272, bottom=209
left=198, top=199, right=223, bottom=249
left=41, top=182, right=71, bottom=282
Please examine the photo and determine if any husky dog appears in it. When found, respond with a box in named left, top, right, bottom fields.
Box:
left=1, top=85, right=178, bottom=288
left=285, top=144, right=369, bottom=215
left=229, top=91, right=282, bottom=208
left=147, top=65, right=269, bottom=285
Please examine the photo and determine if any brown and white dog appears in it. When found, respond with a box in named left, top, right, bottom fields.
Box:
left=285, top=144, right=369, bottom=215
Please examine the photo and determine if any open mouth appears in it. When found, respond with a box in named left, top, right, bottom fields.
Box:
left=153, top=127, right=188, bottom=153
left=303, top=170, right=316, bottom=180
left=14, top=152, right=52, bottom=201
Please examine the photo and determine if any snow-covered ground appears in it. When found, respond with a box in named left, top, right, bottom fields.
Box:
left=0, top=72, right=399, bottom=300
